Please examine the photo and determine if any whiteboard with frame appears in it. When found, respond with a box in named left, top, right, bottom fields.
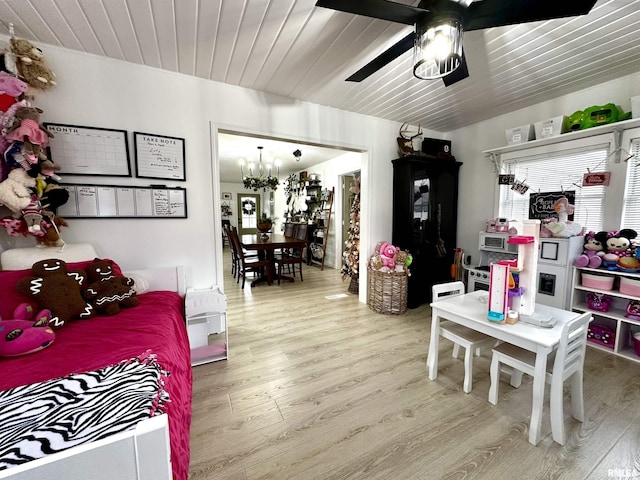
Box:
left=57, top=184, right=187, bottom=218
left=134, top=132, right=186, bottom=181
left=44, top=123, right=131, bottom=177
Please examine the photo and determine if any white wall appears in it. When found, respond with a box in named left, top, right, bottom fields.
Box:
left=0, top=40, right=444, bottom=301
left=449, top=71, right=640, bottom=267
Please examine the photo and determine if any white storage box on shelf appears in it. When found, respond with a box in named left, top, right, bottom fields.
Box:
left=632, top=95, right=640, bottom=119
left=184, top=286, right=228, bottom=365
left=534, top=116, right=568, bottom=139
left=505, top=124, right=535, bottom=145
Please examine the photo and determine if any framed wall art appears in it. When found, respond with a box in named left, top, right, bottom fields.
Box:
left=134, top=132, right=186, bottom=181
left=222, top=192, right=232, bottom=200
left=43, top=123, right=131, bottom=177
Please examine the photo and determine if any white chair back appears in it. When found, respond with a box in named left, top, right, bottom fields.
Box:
left=552, top=311, right=591, bottom=382
left=432, top=281, right=465, bottom=301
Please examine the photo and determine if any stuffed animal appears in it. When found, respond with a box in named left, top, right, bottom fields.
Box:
left=10, top=37, right=57, bottom=91
left=82, top=258, right=139, bottom=315
left=0, top=71, right=28, bottom=111
left=379, top=242, right=399, bottom=269
left=5, top=106, right=54, bottom=148
left=35, top=214, right=67, bottom=247
left=0, top=303, right=54, bottom=357
left=574, top=231, right=607, bottom=268
left=601, top=229, right=638, bottom=270
left=17, top=259, right=95, bottom=329
left=20, top=194, right=49, bottom=234
left=0, top=167, right=36, bottom=212
left=544, top=196, right=584, bottom=238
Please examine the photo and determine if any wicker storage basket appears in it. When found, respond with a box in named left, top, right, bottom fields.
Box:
left=367, top=268, right=408, bottom=315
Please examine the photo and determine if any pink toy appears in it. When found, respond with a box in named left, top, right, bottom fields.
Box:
left=379, top=241, right=399, bottom=268
left=0, top=303, right=55, bottom=357
left=0, top=71, right=28, bottom=97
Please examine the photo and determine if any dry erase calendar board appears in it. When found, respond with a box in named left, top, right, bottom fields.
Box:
left=57, top=184, right=187, bottom=218
left=43, top=123, right=132, bottom=177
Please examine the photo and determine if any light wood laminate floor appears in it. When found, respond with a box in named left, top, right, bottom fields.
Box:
left=189, top=248, right=640, bottom=480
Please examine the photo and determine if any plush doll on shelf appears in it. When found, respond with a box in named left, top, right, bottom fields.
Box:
left=83, top=258, right=139, bottom=315
left=574, top=231, right=607, bottom=268
left=544, top=196, right=584, bottom=238
left=0, top=70, right=28, bottom=111
left=601, top=229, right=640, bottom=271
left=17, top=259, right=95, bottom=329
left=0, top=303, right=54, bottom=357
left=9, top=37, right=57, bottom=91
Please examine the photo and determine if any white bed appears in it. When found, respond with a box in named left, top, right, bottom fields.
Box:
left=0, top=244, right=190, bottom=480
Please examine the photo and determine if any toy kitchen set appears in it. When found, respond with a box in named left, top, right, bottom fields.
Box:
left=466, top=218, right=583, bottom=310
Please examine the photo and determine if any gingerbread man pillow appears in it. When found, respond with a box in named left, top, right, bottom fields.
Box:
left=16, top=258, right=95, bottom=329
left=83, top=258, right=138, bottom=316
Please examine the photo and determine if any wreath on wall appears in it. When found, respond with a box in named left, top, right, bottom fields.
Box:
left=242, top=200, right=256, bottom=216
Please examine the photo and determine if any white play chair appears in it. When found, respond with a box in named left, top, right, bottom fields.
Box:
left=488, top=311, right=592, bottom=445
left=432, top=281, right=496, bottom=394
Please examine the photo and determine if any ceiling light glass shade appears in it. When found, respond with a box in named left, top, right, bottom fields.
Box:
left=241, top=146, right=279, bottom=191
left=413, top=19, right=463, bottom=80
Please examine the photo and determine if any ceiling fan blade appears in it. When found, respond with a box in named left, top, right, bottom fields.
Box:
left=315, top=0, right=428, bottom=26
left=464, top=0, right=598, bottom=31
left=346, top=32, right=416, bottom=82
left=441, top=50, right=469, bottom=87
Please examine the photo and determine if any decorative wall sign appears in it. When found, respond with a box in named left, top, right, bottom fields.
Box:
left=583, top=171, right=611, bottom=186
left=57, top=184, right=187, bottom=218
left=510, top=179, right=530, bottom=195
left=222, top=192, right=232, bottom=200
left=43, top=123, right=131, bottom=176
left=529, top=191, right=575, bottom=220
left=134, top=132, right=186, bottom=181
left=498, top=174, right=515, bottom=185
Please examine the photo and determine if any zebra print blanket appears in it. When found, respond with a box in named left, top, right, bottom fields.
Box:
left=0, top=352, right=169, bottom=470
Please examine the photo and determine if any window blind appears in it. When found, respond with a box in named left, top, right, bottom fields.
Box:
left=499, top=145, right=609, bottom=232
left=621, top=138, right=640, bottom=232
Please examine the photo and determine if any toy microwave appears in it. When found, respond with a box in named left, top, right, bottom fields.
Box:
left=486, top=217, right=510, bottom=233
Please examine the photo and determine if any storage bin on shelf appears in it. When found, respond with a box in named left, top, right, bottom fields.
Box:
left=581, top=272, right=614, bottom=290
left=367, top=268, right=408, bottom=315
left=587, top=323, right=615, bottom=349
left=633, top=332, right=640, bottom=356
left=620, top=276, right=640, bottom=296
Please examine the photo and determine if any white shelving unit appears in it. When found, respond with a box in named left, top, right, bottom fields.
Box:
left=185, top=287, right=228, bottom=366
left=570, top=267, right=640, bottom=364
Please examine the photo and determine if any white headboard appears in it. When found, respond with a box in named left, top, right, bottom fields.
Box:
left=0, top=244, right=98, bottom=271
left=0, top=244, right=187, bottom=296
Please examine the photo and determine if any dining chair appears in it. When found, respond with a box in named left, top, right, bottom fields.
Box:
left=488, top=311, right=592, bottom=445
left=432, top=281, right=496, bottom=394
left=228, top=226, right=271, bottom=288
left=224, top=223, right=238, bottom=278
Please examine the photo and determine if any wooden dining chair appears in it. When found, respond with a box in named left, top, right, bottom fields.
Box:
left=274, top=238, right=305, bottom=283
left=432, top=281, right=496, bottom=393
left=224, top=223, right=238, bottom=278
left=228, top=226, right=270, bottom=288
left=488, top=311, right=592, bottom=445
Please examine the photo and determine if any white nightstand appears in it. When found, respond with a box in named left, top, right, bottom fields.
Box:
left=185, top=287, right=228, bottom=366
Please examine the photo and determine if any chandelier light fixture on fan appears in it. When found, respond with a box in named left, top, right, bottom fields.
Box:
left=240, top=146, right=280, bottom=192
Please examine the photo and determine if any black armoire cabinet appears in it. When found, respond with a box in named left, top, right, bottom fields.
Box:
left=392, top=156, right=462, bottom=308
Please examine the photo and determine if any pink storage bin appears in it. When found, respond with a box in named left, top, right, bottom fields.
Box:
left=619, top=276, right=640, bottom=297
left=581, top=272, right=614, bottom=291
left=633, top=332, right=640, bottom=356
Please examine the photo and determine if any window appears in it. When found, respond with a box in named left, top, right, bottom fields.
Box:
left=499, top=144, right=610, bottom=232
left=621, top=137, right=640, bottom=232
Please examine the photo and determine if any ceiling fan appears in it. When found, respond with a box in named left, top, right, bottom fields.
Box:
left=315, top=0, right=598, bottom=87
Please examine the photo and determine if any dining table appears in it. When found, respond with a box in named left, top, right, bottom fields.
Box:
left=240, top=233, right=307, bottom=287
left=427, top=290, right=581, bottom=445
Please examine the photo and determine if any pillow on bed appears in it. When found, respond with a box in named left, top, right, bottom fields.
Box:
left=0, top=258, right=124, bottom=320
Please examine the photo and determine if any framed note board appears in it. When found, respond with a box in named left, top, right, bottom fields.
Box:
left=57, top=184, right=187, bottom=218
left=134, top=132, right=186, bottom=181
left=43, top=123, right=131, bottom=177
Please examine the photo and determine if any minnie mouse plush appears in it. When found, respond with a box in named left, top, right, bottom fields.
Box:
left=601, top=229, right=638, bottom=270
left=574, top=231, right=607, bottom=268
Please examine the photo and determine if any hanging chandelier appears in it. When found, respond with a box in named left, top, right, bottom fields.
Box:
left=240, top=146, right=280, bottom=192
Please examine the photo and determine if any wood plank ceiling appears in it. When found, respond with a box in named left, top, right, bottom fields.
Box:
left=1, top=0, right=639, bottom=134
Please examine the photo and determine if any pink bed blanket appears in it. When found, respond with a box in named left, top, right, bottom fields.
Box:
left=0, top=290, right=192, bottom=480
